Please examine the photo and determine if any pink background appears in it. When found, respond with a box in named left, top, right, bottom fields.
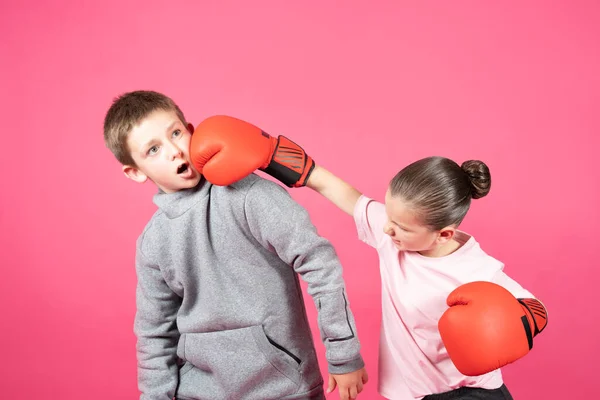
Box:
left=1, top=1, right=598, bottom=398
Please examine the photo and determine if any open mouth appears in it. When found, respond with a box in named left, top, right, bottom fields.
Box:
left=177, top=163, right=189, bottom=174
left=177, top=163, right=192, bottom=178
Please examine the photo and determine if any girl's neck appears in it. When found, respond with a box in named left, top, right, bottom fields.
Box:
left=419, top=238, right=462, bottom=258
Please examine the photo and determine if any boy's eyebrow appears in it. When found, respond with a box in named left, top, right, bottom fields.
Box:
left=139, top=137, right=157, bottom=151
left=164, top=120, right=179, bottom=134
left=138, top=121, right=180, bottom=151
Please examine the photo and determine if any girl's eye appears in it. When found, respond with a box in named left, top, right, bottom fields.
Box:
left=173, top=129, right=181, bottom=137
left=398, top=225, right=409, bottom=232
left=148, top=146, right=159, bottom=155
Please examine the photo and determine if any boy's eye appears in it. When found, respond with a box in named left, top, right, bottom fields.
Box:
left=148, top=146, right=159, bottom=155
left=173, top=129, right=181, bottom=137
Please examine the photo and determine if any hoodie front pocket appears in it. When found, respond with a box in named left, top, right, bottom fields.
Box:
left=177, top=325, right=301, bottom=400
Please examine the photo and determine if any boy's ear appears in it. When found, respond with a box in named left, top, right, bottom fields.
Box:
left=437, top=226, right=456, bottom=244
left=187, top=122, right=194, bottom=134
left=123, top=164, right=148, bottom=184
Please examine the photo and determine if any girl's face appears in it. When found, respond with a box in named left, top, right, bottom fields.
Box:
left=384, top=189, right=454, bottom=255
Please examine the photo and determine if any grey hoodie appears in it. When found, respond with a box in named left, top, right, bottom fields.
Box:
left=134, top=174, right=364, bottom=400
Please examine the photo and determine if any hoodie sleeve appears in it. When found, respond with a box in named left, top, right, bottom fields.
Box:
left=134, top=236, right=182, bottom=399
left=244, top=178, right=364, bottom=374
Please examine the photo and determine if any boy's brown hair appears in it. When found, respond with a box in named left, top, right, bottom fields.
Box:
left=103, top=90, right=187, bottom=166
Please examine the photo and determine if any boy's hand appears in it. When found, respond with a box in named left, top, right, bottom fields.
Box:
left=327, top=367, right=369, bottom=400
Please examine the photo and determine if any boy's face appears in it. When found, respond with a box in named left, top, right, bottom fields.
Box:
left=123, top=109, right=202, bottom=193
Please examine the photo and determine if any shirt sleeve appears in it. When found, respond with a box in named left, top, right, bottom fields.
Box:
left=353, top=194, right=388, bottom=249
left=491, top=270, right=536, bottom=299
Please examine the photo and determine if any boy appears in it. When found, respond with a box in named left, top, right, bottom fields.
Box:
left=103, top=91, right=368, bottom=400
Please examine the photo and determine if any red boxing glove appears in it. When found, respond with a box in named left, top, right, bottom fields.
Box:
left=189, top=115, right=314, bottom=188
left=438, top=281, right=548, bottom=376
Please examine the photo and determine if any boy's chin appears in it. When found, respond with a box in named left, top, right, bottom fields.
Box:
left=176, top=175, right=202, bottom=190
left=154, top=175, right=201, bottom=193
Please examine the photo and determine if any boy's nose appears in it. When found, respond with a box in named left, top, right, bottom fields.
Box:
left=167, top=143, right=184, bottom=160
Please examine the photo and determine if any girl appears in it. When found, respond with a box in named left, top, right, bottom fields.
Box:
left=304, top=156, right=547, bottom=400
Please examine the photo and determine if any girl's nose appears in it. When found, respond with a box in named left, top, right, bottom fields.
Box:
left=384, top=223, right=395, bottom=237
